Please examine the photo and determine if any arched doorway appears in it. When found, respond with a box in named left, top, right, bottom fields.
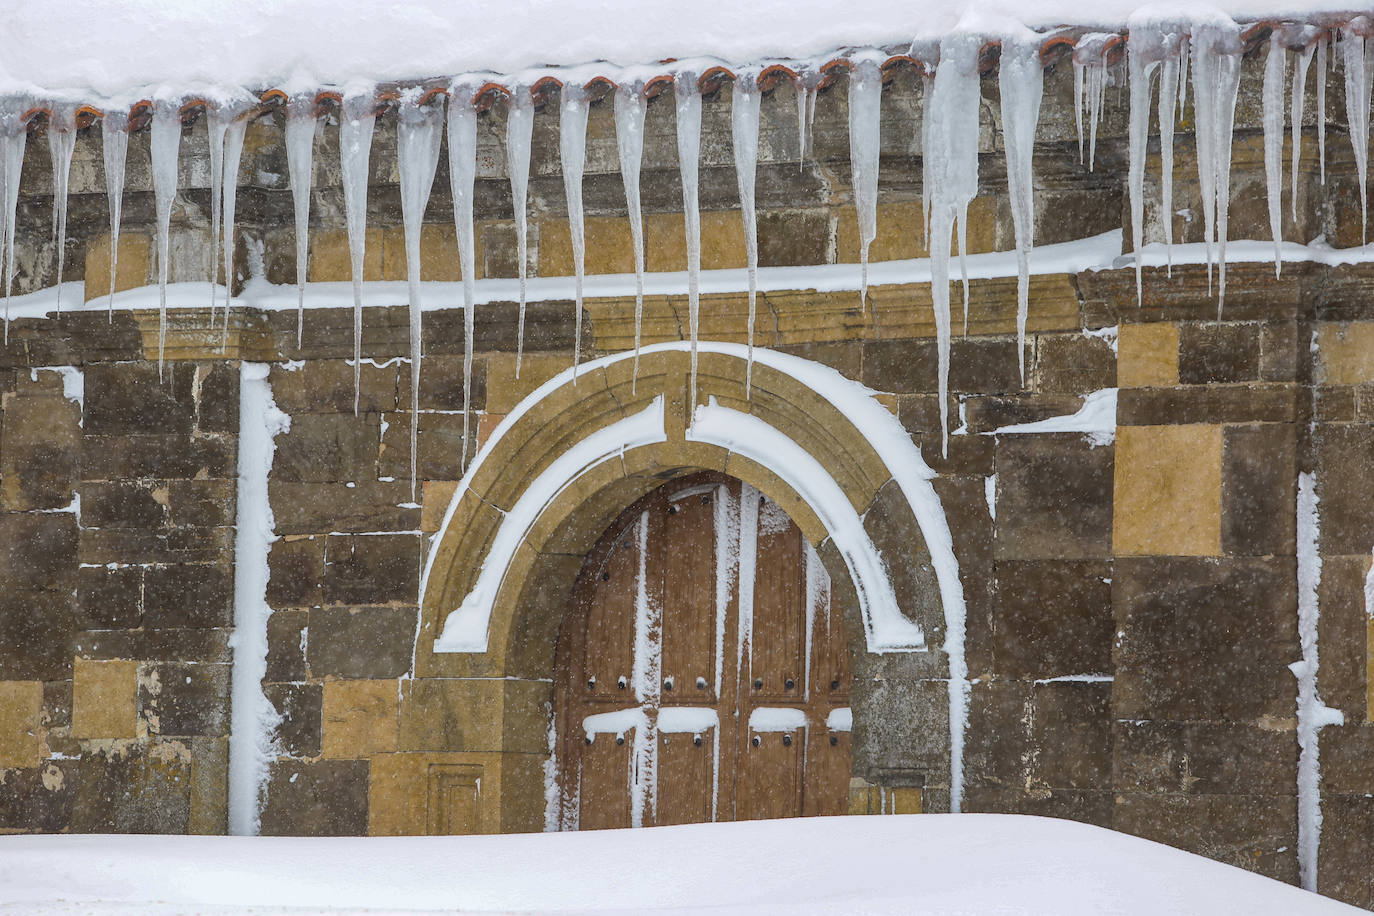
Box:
left=553, top=471, right=852, bottom=830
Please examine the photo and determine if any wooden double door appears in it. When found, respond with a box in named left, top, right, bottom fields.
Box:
left=554, top=473, right=852, bottom=829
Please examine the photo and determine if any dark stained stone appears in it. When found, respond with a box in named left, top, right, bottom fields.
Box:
left=70, top=742, right=193, bottom=834
left=993, top=433, right=1113, bottom=561
left=1113, top=792, right=1297, bottom=884
left=259, top=759, right=369, bottom=836
left=1259, top=321, right=1298, bottom=383
left=0, top=513, right=78, bottom=589
left=270, top=480, right=421, bottom=536
left=267, top=537, right=325, bottom=608
left=377, top=410, right=470, bottom=481
left=1112, top=557, right=1298, bottom=722
left=0, top=760, right=77, bottom=832
left=1316, top=555, right=1370, bottom=721
left=1178, top=321, right=1261, bottom=384
left=321, top=533, right=421, bottom=606
left=195, top=362, right=239, bottom=433
left=265, top=608, right=310, bottom=682
left=79, top=479, right=166, bottom=529
left=948, top=338, right=1025, bottom=395
left=0, top=392, right=81, bottom=511
left=264, top=682, right=323, bottom=758
left=76, top=565, right=143, bottom=630
left=0, top=588, right=75, bottom=680
left=75, top=627, right=230, bottom=663
left=962, top=787, right=1114, bottom=828
left=993, top=560, right=1113, bottom=679
left=1314, top=424, right=1374, bottom=555
left=861, top=338, right=938, bottom=394
left=167, top=479, right=235, bottom=528
left=1316, top=795, right=1374, bottom=908
left=963, top=393, right=1085, bottom=433
left=1318, top=725, right=1374, bottom=796
left=1113, top=720, right=1297, bottom=796
left=1116, top=384, right=1298, bottom=426
left=270, top=358, right=399, bottom=415
left=862, top=479, right=944, bottom=643
left=272, top=412, right=381, bottom=483
left=84, top=362, right=198, bottom=435
left=757, top=209, right=830, bottom=267
left=145, top=663, right=230, bottom=737
left=307, top=605, right=417, bottom=679
left=398, top=353, right=488, bottom=412
left=1221, top=423, right=1295, bottom=558
left=79, top=525, right=234, bottom=567
left=81, top=433, right=236, bottom=480
left=143, top=563, right=234, bottom=629
left=1033, top=333, right=1117, bottom=394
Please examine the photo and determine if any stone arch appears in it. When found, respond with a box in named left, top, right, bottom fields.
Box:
left=411, top=342, right=968, bottom=826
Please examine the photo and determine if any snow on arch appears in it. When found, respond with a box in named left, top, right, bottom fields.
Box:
left=421, top=340, right=971, bottom=805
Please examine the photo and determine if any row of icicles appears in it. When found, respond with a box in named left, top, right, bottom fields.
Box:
left=0, top=18, right=1370, bottom=498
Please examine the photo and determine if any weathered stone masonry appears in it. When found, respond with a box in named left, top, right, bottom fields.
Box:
left=0, top=50, right=1372, bottom=909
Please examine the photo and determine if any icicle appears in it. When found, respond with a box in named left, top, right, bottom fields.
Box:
left=1262, top=33, right=1286, bottom=276
left=1158, top=52, right=1179, bottom=276
left=924, top=34, right=980, bottom=455
left=339, top=89, right=376, bottom=413
left=614, top=84, right=647, bottom=391
left=1000, top=33, right=1044, bottom=381
left=46, top=106, right=75, bottom=314
left=1178, top=36, right=1190, bottom=114
left=1088, top=61, right=1104, bottom=171
left=731, top=74, right=761, bottom=393
left=396, top=90, right=443, bottom=501
left=206, top=105, right=228, bottom=319
left=285, top=94, right=317, bottom=347
left=1127, top=44, right=1152, bottom=307
left=219, top=117, right=247, bottom=350
left=560, top=84, right=589, bottom=377
left=1191, top=24, right=1243, bottom=314
left=1341, top=24, right=1372, bottom=243
left=1292, top=41, right=1316, bottom=222
left=1073, top=60, right=1085, bottom=162
left=447, top=86, right=479, bottom=471
left=505, top=87, right=534, bottom=377
left=794, top=77, right=809, bottom=168
left=101, top=111, right=129, bottom=320
left=921, top=72, right=934, bottom=253
left=1317, top=36, right=1328, bottom=184
left=151, top=100, right=182, bottom=376
left=0, top=104, right=26, bottom=341
left=675, top=74, right=703, bottom=407
left=848, top=57, right=881, bottom=308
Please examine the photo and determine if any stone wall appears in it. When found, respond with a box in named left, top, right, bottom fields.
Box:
left=0, top=51, right=1370, bottom=909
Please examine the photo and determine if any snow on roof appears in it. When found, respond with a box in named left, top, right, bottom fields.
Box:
left=0, top=814, right=1357, bottom=914
left=0, top=0, right=1358, bottom=100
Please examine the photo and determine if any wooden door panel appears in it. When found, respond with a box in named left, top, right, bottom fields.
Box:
left=749, top=495, right=804, bottom=703
left=583, top=516, right=641, bottom=701
left=660, top=484, right=719, bottom=703
left=804, top=720, right=852, bottom=818
left=809, top=545, right=851, bottom=703
left=655, top=718, right=716, bottom=826
left=577, top=724, right=635, bottom=830
left=738, top=723, right=804, bottom=820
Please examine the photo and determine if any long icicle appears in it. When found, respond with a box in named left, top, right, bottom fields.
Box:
left=848, top=57, right=882, bottom=309
left=101, top=111, right=129, bottom=320
left=447, top=86, right=479, bottom=471
left=339, top=89, right=376, bottom=413
left=1073, top=60, right=1085, bottom=161
left=1192, top=24, right=1243, bottom=315
left=1000, top=32, right=1044, bottom=380
left=1317, top=35, right=1328, bottom=184
left=220, top=117, right=247, bottom=350
left=731, top=73, right=761, bottom=394
left=1127, top=42, right=1153, bottom=306
left=285, top=94, right=317, bottom=347
left=207, top=104, right=228, bottom=321
left=922, top=71, right=934, bottom=253
left=560, top=84, right=589, bottom=378
left=1263, top=33, right=1286, bottom=276
left=505, top=87, right=534, bottom=378
left=1292, top=40, right=1315, bottom=223
left=396, top=90, right=443, bottom=501
left=0, top=106, right=25, bottom=341
left=1158, top=49, right=1180, bottom=276
left=150, top=99, right=181, bottom=377
left=1341, top=25, right=1371, bottom=242
left=675, top=73, right=703, bottom=408
left=614, top=84, right=647, bottom=392
left=47, top=106, right=76, bottom=313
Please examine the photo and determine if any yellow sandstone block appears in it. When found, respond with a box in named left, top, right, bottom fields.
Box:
left=1317, top=322, right=1374, bottom=386
left=1113, top=424, right=1222, bottom=557
left=71, top=658, right=138, bottom=739
left=83, top=232, right=152, bottom=302
left=310, top=228, right=384, bottom=282
left=1118, top=323, right=1180, bottom=388
left=322, top=679, right=400, bottom=759
left=0, top=681, right=45, bottom=768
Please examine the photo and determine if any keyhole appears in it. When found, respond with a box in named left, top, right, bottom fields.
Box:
left=695, top=676, right=707, bottom=690
left=784, top=678, right=796, bottom=690
left=701, top=494, right=711, bottom=505
left=782, top=734, right=793, bottom=747
left=751, top=735, right=761, bottom=747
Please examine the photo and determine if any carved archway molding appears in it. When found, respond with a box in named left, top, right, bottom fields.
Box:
left=416, top=342, right=964, bottom=683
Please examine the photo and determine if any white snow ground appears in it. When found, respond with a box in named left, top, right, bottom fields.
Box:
left=0, top=814, right=1359, bottom=915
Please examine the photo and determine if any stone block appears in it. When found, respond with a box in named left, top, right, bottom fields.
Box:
left=166, top=479, right=235, bottom=528
left=71, top=658, right=137, bottom=739
left=380, top=224, right=462, bottom=281
left=1113, top=424, right=1221, bottom=557
left=264, top=682, right=322, bottom=758
left=321, top=534, right=421, bottom=606
left=309, top=227, right=383, bottom=282
left=1178, top=322, right=1261, bottom=384
left=307, top=605, right=417, bottom=679
left=1113, top=792, right=1296, bottom=884
left=0, top=513, right=78, bottom=589
left=539, top=216, right=635, bottom=277
left=83, top=231, right=152, bottom=300
left=76, top=565, right=142, bottom=630
left=84, top=362, right=197, bottom=435
left=378, top=411, right=469, bottom=481
left=74, top=627, right=230, bottom=664
left=272, top=412, right=381, bottom=483
left=270, top=480, right=421, bottom=536
left=992, top=560, right=1113, bottom=679
left=0, top=681, right=45, bottom=768
left=484, top=352, right=572, bottom=413
left=643, top=210, right=746, bottom=272
left=267, top=536, right=325, bottom=608
left=1315, top=425, right=1374, bottom=555
left=196, top=362, right=240, bottom=434
left=1113, top=720, right=1297, bottom=796
left=81, top=433, right=236, bottom=480
left=398, top=353, right=487, bottom=412
left=834, top=198, right=996, bottom=263
left=1116, top=385, right=1298, bottom=426
left=368, top=751, right=504, bottom=835
left=265, top=608, right=309, bottom=683
left=71, top=740, right=193, bottom=834
left=189, top=735, right=229, bottom=835
left=1317, top=321, right=1374, bottom=386
left=994, top=433, right=1114, bottom=560
left=1117, top=322, right=1178, bottom=388
left=1221, top=424, right=1295, bottom=558
left=1313, top=555, right=1368, bottom=722
left=78, top=524, right=234, bottom=568
left=79, top=479, right=167, bottom=528
left=397, top=677, right=506, bottom=753
left=322, top=679, right=399, bottom=758
left=756, top=209, right=831, bottom=267
left=0, top=759, right=76, bottom=832
left=270, top=358, right=399, bottom=414
left=0, top=588, right=75, bottom=681
left=259, top=758, right=370, bottom=836
left=421, top=481, right=459, bottom=533
left=1113, top=557, right=1298, bottom=722
left=146, top=663, right=230, bottom=737
left=1317, top=794, right=1374, bottom=907
left=1033, top=333, right=1117, bottom=394
left=0, top=390, right=81, bottom=511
